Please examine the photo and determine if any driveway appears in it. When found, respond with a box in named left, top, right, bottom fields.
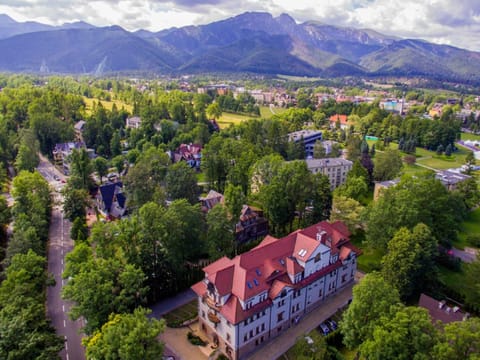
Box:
left=150, top=288, right=197, bottom=319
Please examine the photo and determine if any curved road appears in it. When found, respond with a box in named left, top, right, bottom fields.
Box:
left=39, top=156, right=86, bottom=360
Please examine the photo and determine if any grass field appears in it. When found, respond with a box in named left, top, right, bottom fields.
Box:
left=461, top=132, right=480, bottom=141
left=455, top=208, right=480, bottom=249
left=259, top=105, right=287, bottom=119
left=217, top=112, right=255, bottom=129
left=162, top=300, right=198, bottom=327
left=350, top=231, right=384, bottom=273
left=83, top=96, right=133, bottom=115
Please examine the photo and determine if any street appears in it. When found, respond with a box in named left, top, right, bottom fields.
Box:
left=39, top=155, right=86, bottom=360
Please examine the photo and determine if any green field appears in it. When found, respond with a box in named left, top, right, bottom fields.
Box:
left=83, top=96, right=133, bottom=115
left=461, top=132, right=480, bottom=141
left=217, top=112, right=254, bottom=129
left=455, top=208, right=480, bottom=249
left=350, top=231, right=384, bottom=273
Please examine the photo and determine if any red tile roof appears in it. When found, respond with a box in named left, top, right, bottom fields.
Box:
left=192, top=221, right=357, bottom=324
left=329, top=114, right=348, bottom=125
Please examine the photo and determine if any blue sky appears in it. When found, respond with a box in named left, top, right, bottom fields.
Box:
left=1, top=0, right=479, bottom=51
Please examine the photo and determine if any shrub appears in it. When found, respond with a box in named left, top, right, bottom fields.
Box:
left=187, top=331, right=207, bottom=346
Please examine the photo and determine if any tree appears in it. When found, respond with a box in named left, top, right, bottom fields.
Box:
left=360, top=306, right=438, bottom=360
left=224, top=183, right=245, bottom=223
left=373, top=149, right=402, bottom=181
left=464, top=151, right=476, bottom=174
left=464, top=259, right=480, bottom=312
left=15, top=129, right=39, bottom=172
left=112, top=155, right=125, bottom=175
left=206, top=102, right=222, bottom=120
left=445, top=143, right=453, bottom=156
left=0, top=250, right=63, bottom=359
left=249, top=154, right=284, bottom=194
left=70, top=216, right=89, bottom=242
left=341, top=273, right=401, bottom=349
left=306, top=173, right=332, bottom=225
left=69, top=148, right=93, bottom=190
left=433, top=318, right=480, bottom=360
left=124, top=146, right=170, bottom=209
left=381, top=224, right=437, bottom=300
left=330, top=195, right=364, bottom=234
left=436, top=144, right=444, bottom=155
left=159, top=199, right=204, bottom=267
left=334, top=176, right=368, bottom=202
left=84, top=307, right=164, bottom=360
left=313, top=140, right=327, bottom=159
left=62, top=257, right=148, bottom=334
left=345, top=135, right=362, bottom=161
left=94, top=156, right=109, bottom=184
left=62, top=187, right=89, bottom=222
left=455, top=177, right=480, bottom=209
left=366, top=174, right=466, bottom=249
left=165, top=162, right=198, bottom=205
left=206, top=204, right=234, bottom=260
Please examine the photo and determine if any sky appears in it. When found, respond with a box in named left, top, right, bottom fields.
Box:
left=1, top=0, right=480, bottom=51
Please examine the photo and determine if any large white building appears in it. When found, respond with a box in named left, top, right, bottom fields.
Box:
left=192, top=221, right=359, bottom=360
left=306, top=158, right=353, bottom=190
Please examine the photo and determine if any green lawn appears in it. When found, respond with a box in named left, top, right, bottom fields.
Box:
left=402, top=164, right=434, bottom=176
left=217, top=112, right=256, bottom=129
left=455, top=208, right=480, bottom=249
left=461, top=132, right=480, bottom=141
left=438, top=265, right=467, bottom=300
left=350, top=231, right=384, bottom=273
left=162, top=300, right=198, bottom=327
left=259, top=105, right=287, bottom=119
left=83, top=96, right=133, bottom=114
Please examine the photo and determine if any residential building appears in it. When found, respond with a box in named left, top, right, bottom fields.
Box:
left=192, top=221, right=359, bottom=360
left=435, top=170, right=471, bottom=191
left=235, top=205, right=268, bottom=243
left=74, top=120, right=86, bottom=141
left=52, top=141, right=86, bottom=175
left=200, top=190, right=225, bottom=213
left=306, top=158, right=353, bottom=190
left=328, top=114, right=349, bottom=130
left=171, top=143, right=202, bottom=170
left=288, top=130, right=323, bottom=158
left=419, top=293, right=469, bottom=324
left=126, top=116, right=142, bottom=129
left=373, top=179, right=400, bottom=200
left=96, top=181, right=126, bottom=220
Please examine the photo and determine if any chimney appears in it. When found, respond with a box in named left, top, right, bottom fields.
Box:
left=438, top=300, right=446, bottom=309
left=453, top=306, right=460, bottom=313
left=316, top=230, right=327, bottom=242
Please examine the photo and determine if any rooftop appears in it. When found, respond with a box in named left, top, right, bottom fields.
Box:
left=306, top=158, right=352, bottom=169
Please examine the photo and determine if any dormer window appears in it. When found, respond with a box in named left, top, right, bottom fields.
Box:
left=314, top=253, right=321, bottom=263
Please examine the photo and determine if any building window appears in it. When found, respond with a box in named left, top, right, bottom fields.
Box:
left=227, top=333, right=231, bottom=342
left=256, top=326, right=259, bottom=334
left=319, top=289, right=323, bottom=298
left=261, top=323, right=265, bottom=331
left=244, top=334, right=248, bottom=343
left=278, top=312, right=284, bottom=322
left=202, top=311, right=205, bottom=319
left=255, top=339, right=259, bottom=346
left=342, top=274, right=347, bottom=283
left=250, top=330, right=253, bottom=338
left=314, top=253, right=321, bottom=263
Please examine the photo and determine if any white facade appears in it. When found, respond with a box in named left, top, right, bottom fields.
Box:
left=306, top=158, right=353, bottom=190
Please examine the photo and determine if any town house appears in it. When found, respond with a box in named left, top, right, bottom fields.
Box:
left=192, top=221, right=359, bottom=360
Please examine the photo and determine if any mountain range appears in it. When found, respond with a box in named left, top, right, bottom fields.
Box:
left=0, top=12, right=479, bottom=82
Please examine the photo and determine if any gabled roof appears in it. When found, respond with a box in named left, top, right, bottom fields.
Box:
left=329, top=114, right=348, bottom=125
left=192, top=220, right=357, bottom=324
left=98, top=182, right=124, bottom=213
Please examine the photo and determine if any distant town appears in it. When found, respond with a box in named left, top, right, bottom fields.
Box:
left=0, top=73, right=479, bottom=360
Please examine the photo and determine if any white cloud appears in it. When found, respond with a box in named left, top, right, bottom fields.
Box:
left=0, top=0, right=479, bottom=50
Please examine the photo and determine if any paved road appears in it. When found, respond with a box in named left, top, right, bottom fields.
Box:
left=39, top=155, right=86, bottom=360
left=149, top=288, right=196, bottom=319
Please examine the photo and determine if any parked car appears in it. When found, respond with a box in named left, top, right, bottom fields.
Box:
left=318, top=323, right=330, bottom=336
left=327, top=319, right=337, bottom=331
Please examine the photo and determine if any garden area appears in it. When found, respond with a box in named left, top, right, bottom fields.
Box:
left=162, top=300, right=198, bottom=328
